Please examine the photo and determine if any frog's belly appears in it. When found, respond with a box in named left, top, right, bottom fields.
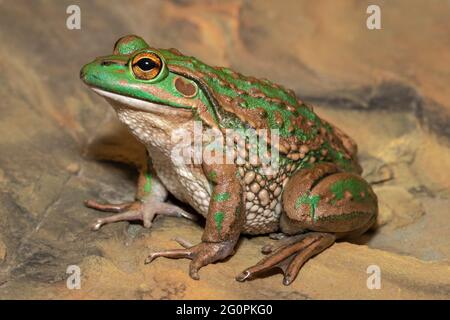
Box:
left=150, top=149, right=211, bottom=217
left=153, top=152, right=284, bottom=235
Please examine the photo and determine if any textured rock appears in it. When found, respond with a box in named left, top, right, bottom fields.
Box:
left=0, top=0, right=449, bottom=299
left=0, top=239, right=6, bottom=262
left=5, top=217, right=447, bottom=300
left=374, top=186, right=425, bottom=229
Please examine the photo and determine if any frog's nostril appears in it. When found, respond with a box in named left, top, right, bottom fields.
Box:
left=79, top=68, right=86, bottom=79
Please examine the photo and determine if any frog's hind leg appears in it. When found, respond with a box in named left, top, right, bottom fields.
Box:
left=85, top=168, right=197, bottom=230
left=236, top=162, right=378, bottom=285
left=237, top=232, right=335, bottom=285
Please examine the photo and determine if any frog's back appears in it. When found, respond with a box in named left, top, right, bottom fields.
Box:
left=160, top=48, right=361, bottom=174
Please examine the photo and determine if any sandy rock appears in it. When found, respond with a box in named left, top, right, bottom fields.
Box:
left=50, top=219, right=450, bottom=299
left=374, top=186, right=425, bottom=229
left=361, top=156, right=394, bottom=185
left=0, top=239, right=6, bottom=262
left=0, top=0, right=449, bottom=299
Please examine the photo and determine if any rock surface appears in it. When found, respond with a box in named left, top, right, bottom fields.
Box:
left=0, top=239, right=6, bottom=262
left=0, top=0, right=449, bottom=299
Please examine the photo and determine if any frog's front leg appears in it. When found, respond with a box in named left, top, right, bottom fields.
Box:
left=85, top=164, right=197, bottom=230
left=145, top=163, right=245, bottom=280
left=237, top=162, right=378, bottom=285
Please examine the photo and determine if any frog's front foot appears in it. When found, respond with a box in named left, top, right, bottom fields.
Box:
left=236, top=232, right=335, bottom=286
left=85, top=199, right=197, bottom=231
left=145, top=240, right=236, bottom=280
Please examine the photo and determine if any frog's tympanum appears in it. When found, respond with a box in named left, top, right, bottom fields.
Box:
left=80, top=35, right=378, bottom=285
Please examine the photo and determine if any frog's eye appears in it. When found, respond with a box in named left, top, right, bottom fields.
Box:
left=131, top=52, right=162, bottom=80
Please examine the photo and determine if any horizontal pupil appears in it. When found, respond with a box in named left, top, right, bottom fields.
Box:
left=136, top=58, right=157, bottom=71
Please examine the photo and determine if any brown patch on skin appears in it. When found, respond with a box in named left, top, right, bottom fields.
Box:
left=325, top=130, right=356, bottom=163
left=274, top=111, right=284, bottom=126
left=220, top=96, right=268, bottom=129
left=193, top=100, right=219, bottom=129
left=202, top=162, right=245, bottom=242
left=285, top=104, right=297, bottom=113
left=283, top=163, right=338, bottom=218
left=174, top=76, right=197, bottom=97
left=328, top=122, right=358, bottom=157
left=168, top=48, right=184, bottom=56
left=248, top=87, right=266, bottom=99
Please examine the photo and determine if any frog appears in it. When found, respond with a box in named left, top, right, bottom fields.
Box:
left=80, top=35, right=378, bottom=285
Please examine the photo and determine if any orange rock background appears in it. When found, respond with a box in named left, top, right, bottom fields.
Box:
left=0, top=0, right=449, bottom=299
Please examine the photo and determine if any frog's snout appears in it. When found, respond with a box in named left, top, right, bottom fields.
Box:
left=80, top=62, right=91, bottom=83
left=79, top=66, right=86, bottom=81
left=80, top=62, right=101, bottom=86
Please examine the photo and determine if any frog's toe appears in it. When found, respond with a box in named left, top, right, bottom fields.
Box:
left=142, top=202, right=197, bottom=228
left=144, top=246, right=204, bottom=280
left=144, top=248, right=202, bottom=280
left=90, top=210, right=142, bottom=231
left=145, top=247, right=192, bottom=264
left=149, top=202, right=198, bottom=221
left=86, top=198, right=197, bottom=230
left=86, top=200, right=144, bottom=230
left=236, top=232, right=335, bottom=285
left=172, top=236, right=194, bottom=248
left=85, top=199, right=138, bottom=213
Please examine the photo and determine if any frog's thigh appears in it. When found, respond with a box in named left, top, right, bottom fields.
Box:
left=281, top=163, right=378, bottom=237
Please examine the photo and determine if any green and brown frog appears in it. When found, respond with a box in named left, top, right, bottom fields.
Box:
left=80, top=35, right=378, bottom=285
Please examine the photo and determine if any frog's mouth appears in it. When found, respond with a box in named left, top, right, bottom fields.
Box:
left=90, top=87, right=192, bottom=116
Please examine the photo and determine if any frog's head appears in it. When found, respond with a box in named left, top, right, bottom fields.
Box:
left=80, top=35, right=200, bottom=116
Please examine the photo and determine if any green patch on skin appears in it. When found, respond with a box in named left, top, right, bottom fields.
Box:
left=208, top=170, right=217, bottom=183
left=330, top=178, right=369, bottom=204
left=235, top=206, right=241, bottom=217
left=213, top=192, right=231, bottom=202
left=115, top=37, right=149, bottom=55
left=143, top=173, right=152, bottom=194
left=214, top=211, right=225, bottom=236
left=295, top=192, right=320, bottom=222
left=321, top=142, right=354, bottom=172
left=221, top=112, right=246, bottom=130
